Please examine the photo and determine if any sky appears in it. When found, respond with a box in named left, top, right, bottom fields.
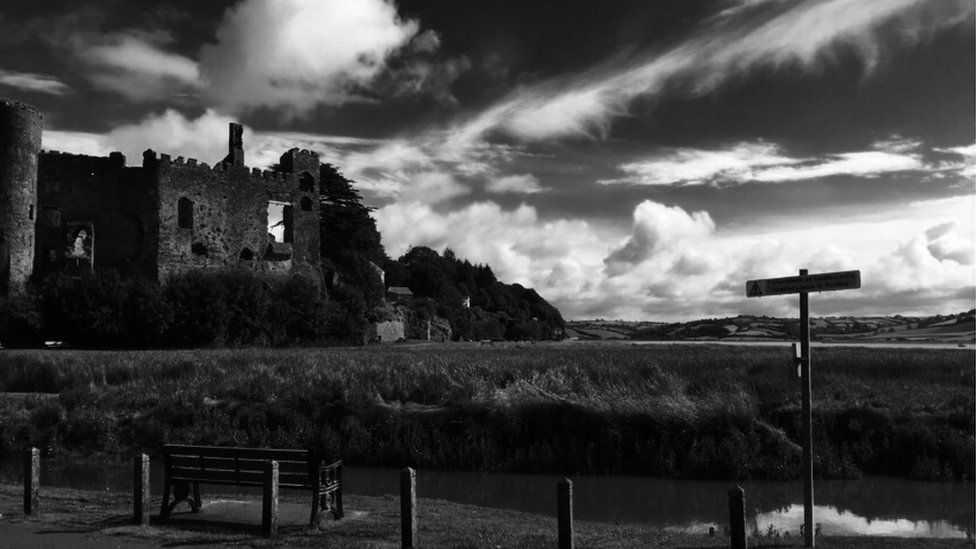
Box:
left=1, top=0, right=973, bottom=321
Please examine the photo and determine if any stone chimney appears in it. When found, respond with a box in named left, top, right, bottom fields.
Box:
left=226, top=123, right=244, bottom=166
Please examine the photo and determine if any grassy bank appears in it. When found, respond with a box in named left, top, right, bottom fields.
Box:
left=0, top=343, right=972, bottom=480
left=0, top=484, right=972, bottom=548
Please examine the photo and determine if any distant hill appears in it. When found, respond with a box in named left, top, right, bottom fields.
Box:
left=566, top=310, right=975, bottom=344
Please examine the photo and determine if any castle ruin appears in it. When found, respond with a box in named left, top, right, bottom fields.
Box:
left=0, top=98, right=322, bottom=296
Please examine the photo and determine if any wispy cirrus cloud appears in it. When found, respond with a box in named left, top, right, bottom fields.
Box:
left=450, top=0, right=973, bottom=144
left=80, top=32, right=200, bottom=100
left=600, top=139, right=956, bottom=187
left=0, top=69, right=69, bottom=95
left=486, top=174, right=547, bottom=195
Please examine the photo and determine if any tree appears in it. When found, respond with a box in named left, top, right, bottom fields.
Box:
left=319, top=163, right=386, bottom=269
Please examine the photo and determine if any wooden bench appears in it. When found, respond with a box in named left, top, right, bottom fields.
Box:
left=160, top=444, right=342, bottom=534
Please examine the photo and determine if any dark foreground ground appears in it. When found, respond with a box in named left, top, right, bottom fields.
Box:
left=0, top=484, right=972, bottom=548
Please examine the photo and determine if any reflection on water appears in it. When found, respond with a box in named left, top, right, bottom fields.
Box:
left=0, top=459, right=972, bottom=539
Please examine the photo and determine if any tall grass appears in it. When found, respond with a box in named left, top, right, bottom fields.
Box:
left=0, top=344, right=971, bottom=480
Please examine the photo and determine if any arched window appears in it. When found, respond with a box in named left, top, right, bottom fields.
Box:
left=299, top=172, right=315, bottom=193
left=178, top=197, right=193, bottom=229
left=300, top=196, right=313, bottom=211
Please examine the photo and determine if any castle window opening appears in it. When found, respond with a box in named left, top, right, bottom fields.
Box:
left=299, top=172, right=315, bottom=192
left=178, top=197, right=193, bottom=229
left=28, top=204, right=34, bottom=220
left=300, top=196, right=312, bottom=211
left=267, top=201, right=293, bottom=243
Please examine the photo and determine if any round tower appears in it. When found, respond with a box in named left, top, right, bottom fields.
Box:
left=0, top=98, right=42, bottom=295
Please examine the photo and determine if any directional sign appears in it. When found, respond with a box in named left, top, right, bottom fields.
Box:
left=746, top=270, right=860, bottom=297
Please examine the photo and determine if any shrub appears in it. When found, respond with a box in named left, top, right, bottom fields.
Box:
left=0, top=293, right=43, bottom=347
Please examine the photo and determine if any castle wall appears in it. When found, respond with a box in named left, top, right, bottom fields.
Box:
left=35, top=152, right=158, bottom=280
left=1, top=97, right=323, bottom=295
left=151, top=149, right=321, bottom=283
left=0, top=99, right=42, bottom=294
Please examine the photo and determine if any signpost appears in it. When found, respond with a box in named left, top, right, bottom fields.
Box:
left=745, top=268, right=861, bottom=547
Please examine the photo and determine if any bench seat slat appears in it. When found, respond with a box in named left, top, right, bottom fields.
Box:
left=167, top=455, right=312, bottom=474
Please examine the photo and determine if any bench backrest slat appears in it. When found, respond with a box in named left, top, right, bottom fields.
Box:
left=166, top=455, right=312, bottom=474
left=164, top=444, right=309, bottom=461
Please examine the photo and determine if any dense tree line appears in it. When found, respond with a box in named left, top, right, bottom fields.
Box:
left=320, top=164, right=564, bottom=342
left=0, top=164, right=564, bottom=347
left=384, top=246, right=564, bottom=341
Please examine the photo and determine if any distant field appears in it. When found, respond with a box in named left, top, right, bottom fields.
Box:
left=0, top=343, right=972, bottom=481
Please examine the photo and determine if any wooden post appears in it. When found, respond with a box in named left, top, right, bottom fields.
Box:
left=262, top=460, right=279, bottom=538
left=23, top=447, right=39, bottom=515
left=133, top=453, right=150, bottom=525
left=401, top=467, right=417, bottom=549
left=799, top=268, right=815, bottom=547
left=728, top=485, right=747, bottom=549
left=558, top=478, right=574, bottom=549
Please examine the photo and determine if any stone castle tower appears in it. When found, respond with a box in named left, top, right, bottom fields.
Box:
left=0, top=99, right=42, bottom=295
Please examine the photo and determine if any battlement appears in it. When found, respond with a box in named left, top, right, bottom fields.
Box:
left=0, top=98, right=41, bottom=118
left=40, top=149, right=127, bottom=168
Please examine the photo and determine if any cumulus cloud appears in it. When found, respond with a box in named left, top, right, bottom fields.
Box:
left=375, top=200, right=606, bottom=300
left=0, top=69, right=69, bottom=95
left=873, top=222, right=974, bottom=295
left=451, top=0, right=973, bottom=144
left=605, top=201, right=715, bottom=274
left=199, top=0, right=421, bottom=113
left=43, top=109, right=241, bottom=165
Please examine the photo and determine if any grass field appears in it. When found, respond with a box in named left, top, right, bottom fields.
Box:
left=0, top=342, right=972, bottom=480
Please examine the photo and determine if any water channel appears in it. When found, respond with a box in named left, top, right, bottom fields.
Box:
left=1, top=459, right=971, bottom=539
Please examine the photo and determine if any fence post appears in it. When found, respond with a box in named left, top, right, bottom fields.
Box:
left=23, top=447, right=39, bottom=515
left=133, top=453, right=150, bottom=525
left=558, top=478, right=574, bottom=549
left=401, top=467, right=417, bottom=549
left=262, top=460, right=279, bottom=538
left=729, top=485, right=747, bottom=549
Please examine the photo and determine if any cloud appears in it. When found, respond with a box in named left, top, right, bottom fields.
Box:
left=604, top=140, right=933, bottom=186
left=753, top=151, right=923, bottom=182
left=873, top=222, right=974, bottom=295
left=199, top=0, right=421, bottom=114
left=0, top=69, right=69, bottom=95
left=605, top=201, right=715, bottom=274
left=80, top=33, right=200, bottom=100
left=375, top=200, right=606, bottom=301
left=43, top=109, right=240, bottom=165
left=398, top=172, right=470, bottom=204
left=451, top=0, right=973, bottom=143
left=609, top=142, right=794, bottom=186
left=486, top=174, right=547, bottom=194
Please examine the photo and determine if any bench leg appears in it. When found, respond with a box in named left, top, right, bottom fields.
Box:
left=163, top=481, right=200, bottom=516
left=309, top=485, right=321, bottom=528
left=262, top=460, right=279, bottom=538
left=192, top=482, right=202, bottom=512
left=334, top=488, right=343, bottom=520
left=160, top=478, right=172, bottom=520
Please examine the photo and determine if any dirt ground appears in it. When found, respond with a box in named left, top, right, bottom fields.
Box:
left=1, top=484, right=973, bottom=548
